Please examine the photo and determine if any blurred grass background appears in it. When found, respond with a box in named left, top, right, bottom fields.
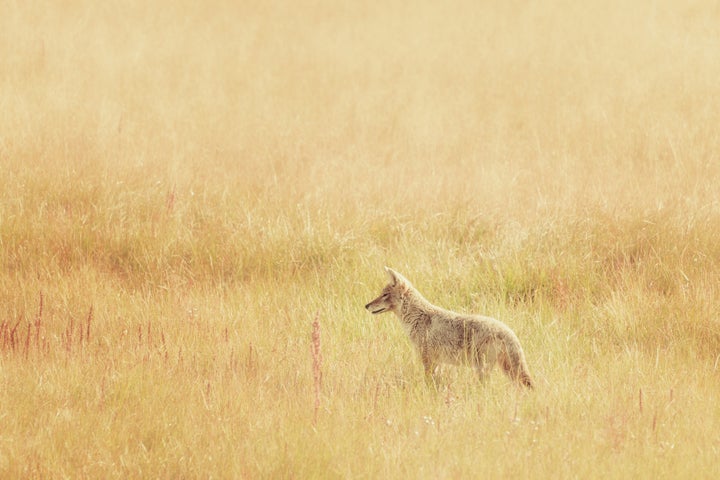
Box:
left=1, top=0, right=720, bottom=477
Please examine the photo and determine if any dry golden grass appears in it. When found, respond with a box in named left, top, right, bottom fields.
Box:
left=2, top=0, right=720, bottom=477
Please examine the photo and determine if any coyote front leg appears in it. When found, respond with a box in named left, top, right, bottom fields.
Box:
left=421, top=347, right=437, bottom=385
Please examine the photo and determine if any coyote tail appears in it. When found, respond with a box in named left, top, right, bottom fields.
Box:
left=518, top=368, right=534, bottom=389
left=499, top=348, right=534, bottom=389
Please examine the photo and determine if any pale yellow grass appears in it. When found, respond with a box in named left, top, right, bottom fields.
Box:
left=2, top=0, right=720, bottom=478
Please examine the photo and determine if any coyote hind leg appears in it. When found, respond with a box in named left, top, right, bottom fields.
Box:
left=473, top=346, right=498, bottom=384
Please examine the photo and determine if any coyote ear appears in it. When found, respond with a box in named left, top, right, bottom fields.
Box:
left=384, top=266, right=400, bottom=286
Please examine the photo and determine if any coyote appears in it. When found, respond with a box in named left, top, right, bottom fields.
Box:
left=365, top=267, right=534, bottom=389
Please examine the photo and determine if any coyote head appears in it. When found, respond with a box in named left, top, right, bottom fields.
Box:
left=365, top=267, right=411, bottom=315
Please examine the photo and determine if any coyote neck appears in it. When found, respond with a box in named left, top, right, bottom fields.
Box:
left=397, top=287, right=436, bottom=332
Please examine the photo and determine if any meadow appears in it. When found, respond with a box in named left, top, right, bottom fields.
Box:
left=1, top=0, right=720, bottom=477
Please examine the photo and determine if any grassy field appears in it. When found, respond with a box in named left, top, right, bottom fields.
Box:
left=2, top=0, right=720, bottom=477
